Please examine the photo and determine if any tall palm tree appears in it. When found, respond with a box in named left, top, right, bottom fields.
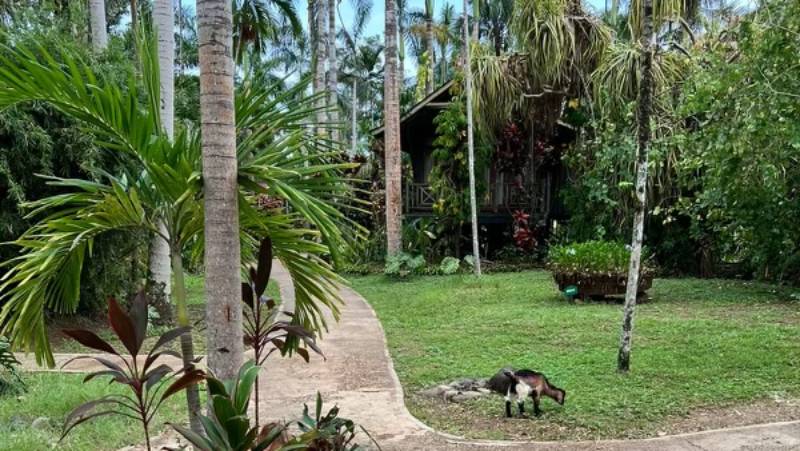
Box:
left=0, top=35, right=356, bottom=373
left=197, top=0, right=244, bottom=380
left=90, top=0, right=108, bottom=50
left=384, top=0, right=402, bottom=255
left=338, top=0, right=376, bottom=152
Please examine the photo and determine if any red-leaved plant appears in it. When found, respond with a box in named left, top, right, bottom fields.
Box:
left=512, top=209, right=537, bottom=250
left=60, top=292, right=205, bottom=451
left=242, top=237, right=323, bottom=427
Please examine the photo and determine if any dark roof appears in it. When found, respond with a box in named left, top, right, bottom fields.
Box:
left=371, top=80, right=454, bottom=137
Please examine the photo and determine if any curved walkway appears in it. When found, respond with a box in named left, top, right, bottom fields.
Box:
left=261, top=262, right=800, bottom=451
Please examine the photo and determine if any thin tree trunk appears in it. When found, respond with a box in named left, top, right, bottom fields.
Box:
left=384, top=0, right=403, bottom=255
left=131, top=0, right=138, bottom=34
left=351, top=79, right=358, bottom=155
left=171, top=248, right=203, bottom=433
left=472, top=0, right=479, bottom=42
left=89, top=0, right=108, bottom=51
left=315, top=0, right=328, bottom=132
left=425, top=16, right=434, bottom=94
left=198, top=0, right=244, bottom=381
left=327, top=0, right=339, bottom=142
left=617, top=0, right=654, bottom=373
left=463, top=0, right=481, bottom=276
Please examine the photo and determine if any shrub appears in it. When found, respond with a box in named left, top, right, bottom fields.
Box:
left=548, top=241, right=652, bottom=275
left=439, top=256, right=461, bottom=275
left=384, top=253, right=425, bottom=278
left=61, top=294, right=205, bottom=450
left=0, top=335, right=24, bottom=396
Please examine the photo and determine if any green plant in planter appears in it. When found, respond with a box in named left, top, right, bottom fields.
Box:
left=548, top=241, right=652, bottom=275
left=384, top=252, right=426, bottom=278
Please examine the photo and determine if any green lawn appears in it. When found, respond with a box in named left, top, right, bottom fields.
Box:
left=0, top=372, right=186, bottom=451
left=352, top=272, right=800, bottom=440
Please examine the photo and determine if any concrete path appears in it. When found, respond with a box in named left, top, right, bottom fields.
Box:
left=259, top=262, right=800, bottom=451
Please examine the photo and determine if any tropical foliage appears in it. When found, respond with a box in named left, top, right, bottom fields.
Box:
left=60, top=295, right=205, bottom=451
left=0, top=29, right=360, bottom=366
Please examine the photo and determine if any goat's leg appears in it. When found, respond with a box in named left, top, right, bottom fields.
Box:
left=505, top=399, right=512, bottom=418
left=517, top=400, right=525, bottom=417
left=533, top=395, right=542, bottom=417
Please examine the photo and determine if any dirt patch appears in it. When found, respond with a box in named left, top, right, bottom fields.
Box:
left=407, top=394, right=800, bottom=441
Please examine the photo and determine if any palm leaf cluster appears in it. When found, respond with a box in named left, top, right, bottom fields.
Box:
left=0, top=31, right=361, bottom=366
left=472, top=0, right=610, bottom=138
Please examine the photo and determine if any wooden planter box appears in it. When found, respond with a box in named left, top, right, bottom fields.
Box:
left=553, top=271, right=653, bottom=301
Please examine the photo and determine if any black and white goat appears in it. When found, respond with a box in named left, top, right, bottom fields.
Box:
left=488, top=368, right=566, bottom=417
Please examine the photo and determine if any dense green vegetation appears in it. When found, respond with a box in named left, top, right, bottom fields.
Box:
left=353, top=272, right=800, bottom=440
left=0, top=373, right=186, bottom=451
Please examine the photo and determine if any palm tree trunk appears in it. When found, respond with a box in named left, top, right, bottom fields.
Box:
left=463, top=0, right=481, bottom=276
left=617, top=0, right=655, bottom=373
left=89, top=0, right=108, bottom=51
left=198, top=0, right=244, bottom=381
left=351, top=79, right=358, bottom=155
left=155, top=0, right=203, bottom=434
left=384, top=0, right=403, bottom=255
left=327, top=0, right=339, bottom=142
left=171, top=247, right=204, bottom=433
left=315, top=0, right=328, bottom=132
left=151, top=0, right=174, bottom=309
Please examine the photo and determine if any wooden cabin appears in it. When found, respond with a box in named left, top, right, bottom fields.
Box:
left=371, top=81, right=574, bottom=248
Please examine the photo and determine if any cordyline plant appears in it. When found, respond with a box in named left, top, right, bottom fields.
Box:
left=60, top=292, right=205, bottom=451
left=171, top=360, right=289, bottom=451
left=242, top=237, right=324, bottom=427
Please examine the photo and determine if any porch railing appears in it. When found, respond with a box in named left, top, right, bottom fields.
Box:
left=404, top=182, right=536, bottom=213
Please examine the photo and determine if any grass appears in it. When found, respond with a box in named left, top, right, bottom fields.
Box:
left=50, top=273, right=281, bottom=354
left=351, top=271, right=800, bottom=440
left=0, top=372, right=186, bottom=451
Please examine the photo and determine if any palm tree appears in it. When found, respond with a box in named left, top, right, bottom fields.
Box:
left=384, top=0, right=402, bottom=255
left=434, top=2, right=456, bottom=83
left=233, top=0, right=303, bottom=65
left=90, top=0, right=108, bottom=50
left=480, top=0, right=513, bottom=55
left=338, top=0, right=377, bottom=152
left=0, top=34, right=357, bottom=373
left=197, top=0, right=244, bottom=380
